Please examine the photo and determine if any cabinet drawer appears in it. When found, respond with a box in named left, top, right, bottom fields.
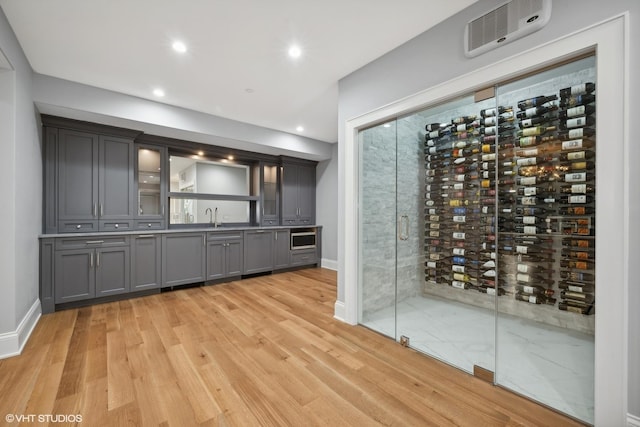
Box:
left=134, top=220, right=165, bottom=230
left=283, top=218, right=298, bottom=226
left=290, top=249, right=317, bottom=266
left=58, top=221, right=98, bottom=233
left=262, top=219, right=279, bottom=226
left=207, top=231, right=243, bottom=241
left=100, top=220, right=133, bottom=232
left=298, top=218, right=312, bottom=225
left=55, top=236, right=130, bottom=250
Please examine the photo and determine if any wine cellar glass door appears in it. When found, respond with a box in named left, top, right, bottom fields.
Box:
left=358, top=120, right=398, bottom=339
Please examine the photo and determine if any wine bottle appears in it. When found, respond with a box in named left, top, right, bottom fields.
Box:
left=425, top=123, right=445, bottom=132
left=559, top=281, right=595, bottom=293
left=562, top=238, right=595, bottom=249
left=558, top=194, right=594, bottom=204
left=479, top=286, right=506, bottom=296
left=480, top=106, right=513, bottom=118
left=557, top=128, right=595, bottom=140
left=512, top=224, right=550, bottom=234
left=560, top=171, right=595, bottom=183
left=516, top=175, right=555, bottom=185
left=558, top=160, right=595, bottom=171
left=557, top=150, right=595, bottom=161
left=480, top=115, right=514, bottom=126
left=517, top=126, right=557, bottom=137
left=451, top=115, right=478, bottom=125
left=559, top=206, right=595, bottom=216
left=516, top=185, right=554, bottom=196
left=513, top=243, right=553, bottom=255
left=516, top=104, right=558, bottom=119
left=560, top=270, right=596, bottom=282
left=515, top=206, right=549, bottom=215
left=517, top=283, right=555, bottom=296
left=558, top=105, right=596, bottom=119
left=519, top=115, right=556, bottom=129
left=559, top=116, right=596, bottom=130
left=515, top=156, right=553, bottom=167
left=560, top=93, right=596, bottom=108
left=517, top=95, right=558, bottom=110
left=515, top=292, right=556, bottom=305
left=516, top=196, right=558, bottom=206
left=561, top=248, right=594, bottom=260
left=480, top=125, right=514, bottom=136
left=560, top=82, right=595, bottom=98
left=560, top=259, right=595, bottom=270
left=558, top=301, right=593, bottom=315
left=559, top=184, right=595, bottom=194
left=513, top=215, right=547, bottom=224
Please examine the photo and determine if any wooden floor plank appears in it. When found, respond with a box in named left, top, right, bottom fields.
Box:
left=0, top=268, right=585, bottom=426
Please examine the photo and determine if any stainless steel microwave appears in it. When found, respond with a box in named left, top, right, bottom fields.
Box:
left=291, top=231, right=316, bottom=250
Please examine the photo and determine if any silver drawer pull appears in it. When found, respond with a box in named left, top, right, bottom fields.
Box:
left=137, top=235, right=154, bottom=238
left=86, top=240, right=104, bottom=244
left=148, top=223, right=152, bottom=228
left=114, top=224, right=119, bottom=229
left=76, top=224, right=82, bottom=229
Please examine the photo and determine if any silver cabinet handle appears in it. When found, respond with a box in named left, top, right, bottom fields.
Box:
left=96, top=252, right=100, bottom=268
left=100, top=204, right=104, bottom=217
left=255, top=230, right=265, bottom=233
left=90, top=252, right=94, bottom=268
left=76, top=224, right=82, bottom=229
left=137, top=235, right=154, bottom=238
left=203, top=235, right=206, bottom=246
left=275, top=233, right=278, bottom=241
left=86, top=240, right=104, bottom=245
left=93, top=203, right=97, bottom=217
left=114, top=224, right=119, bottom=229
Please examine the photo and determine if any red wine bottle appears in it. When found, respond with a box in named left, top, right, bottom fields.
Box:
left=560, top=82, right=595, bottom=98
left=517, top=95, right=558, bottom=110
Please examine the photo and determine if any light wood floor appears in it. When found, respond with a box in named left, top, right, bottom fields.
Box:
left=0, top=268, right=585, bottom=426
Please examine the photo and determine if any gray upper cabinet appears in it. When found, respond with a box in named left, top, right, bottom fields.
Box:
left=57, top=129, right=99, bottom=230
left=256, top=162, right=280, bottom=226
left=243, top=230, right=274, bottom=274
left=56, top=130, right=134, bottom=232
left=162, top=233, right=206, bottom=287
left=281, top=161, right=316, bottom=226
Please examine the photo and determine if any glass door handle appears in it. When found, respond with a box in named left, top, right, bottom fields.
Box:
left=398, top=215, right=409, bottom=241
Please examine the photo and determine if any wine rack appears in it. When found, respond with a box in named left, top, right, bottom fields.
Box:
left=424, top=82, right=596, bottom=315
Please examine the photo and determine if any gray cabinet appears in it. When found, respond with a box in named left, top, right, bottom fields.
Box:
left=281, top=162, right=315, bottom=225
left=206, top=232, right=243, bottom=280
left=290, top=248, right=318, bottom=267
left=131, top=234, right=162, bottom=291
left=162, top=233, right=206, bottom=287
left=54, top=237, right=130, bottom=303
left=274, top=229, right=290, bottom=270
left=56, top=128, right=134, bottom=232
left=243, top=230, right=275, bottom=274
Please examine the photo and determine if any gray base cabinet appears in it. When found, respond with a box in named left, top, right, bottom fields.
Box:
left=131, top=235, right=161, bottom=290
left=162, top=233, right=206, bottom=287
left=243, top=230, right=275, bottom=274
left=54, top=236, right=131, bottom=303
left=206, top=232, right=243, bottom=280
left=274, top=229, right=290, bottom=270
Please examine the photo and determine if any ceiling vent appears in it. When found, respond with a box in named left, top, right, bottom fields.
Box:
left=464, top=0, right=551, bottom=58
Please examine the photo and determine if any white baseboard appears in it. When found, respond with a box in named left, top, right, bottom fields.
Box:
left=334, top=300, right=346, bottom=322
left=628, top=413, right=640, bottom=427
left=321, top=258, right=338, bottom=271
left=0, top=299, right=41, bottom=359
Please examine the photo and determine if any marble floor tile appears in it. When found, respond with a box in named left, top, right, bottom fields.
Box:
left=361, top=295, right=594, bottom=424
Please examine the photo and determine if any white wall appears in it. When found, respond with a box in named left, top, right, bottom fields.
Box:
left=316, top=143, right=338, bottom=268
left=337, top=0, right=639, bottom=420
left=0, top=6, right=42, bottom=357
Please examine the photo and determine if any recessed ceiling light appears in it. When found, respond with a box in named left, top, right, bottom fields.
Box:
left=153, top=88, right=165, bottom=97
left=288, top=45, right=302, bottom=59
left=228, top=155, right=234, bottom=160
left=197, top=151, right=204, bottom=156
left=383, top=123, right=391, bottom=128
left=172, top=41, right=187, bottom=53
left=296, top=126, right=304, bottom=132
left=245, top=88, right=254, bottom=93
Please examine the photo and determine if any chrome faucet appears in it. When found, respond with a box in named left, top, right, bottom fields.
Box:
left=205, top=207, right=213, bottom=224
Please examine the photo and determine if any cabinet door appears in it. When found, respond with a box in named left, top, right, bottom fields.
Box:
left=274, top=230, right=291, bottom=270
left=243, top=230, right=274, bottom=274
left=206, top=240, right=226, bottom=280
left=281, top=164, right=299, bottom=223
left=57, top=129, right=99, bottom=223
left=226, top=239, right=244, bottom=276
left=55, top=249, right=95, bottom=303
left=99, top=135, right=134, bottom=221
left=162, top=233, right=206, bottom=287
left=96, top=246, right=130, bottom=297
left=261, top=163, right=279, bottom=225
left=132, top=235, right=161, bottom=291
left=297, top=165, right=316, bottom=224
left=135, top=144, right=167, bottom=222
